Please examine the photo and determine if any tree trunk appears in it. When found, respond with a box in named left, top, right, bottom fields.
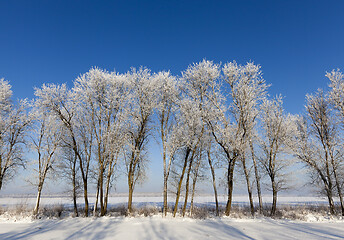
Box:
left=33, top=184, right=43, bottom=216
left=100, top=168, right=105, bottom=216
left=162, top=147, right=172, bottom=217
left=94, top=180, right=100, bottom=216
left=70, top=129, right=89, bottom=217
left=163, top=172, right=168, bottom=216
left=190, top=170, right=198, bottom=216
left=242, top=155, right=254, bottom=216
left=326, top=162, right=335, bottom=215
left=173, top=148, right=191, bottom=217
left=83, top=180, right=89, bottom=217
left=208, top=151, right=219, bottom=216
left=77, top=151, right=89, bottom=217
left=0, top=174, right=3, bottom=191
left=128, top=182, right=134, bottom=214
left=250, top=141, right=262, bottom=214
left=225, top=160, right=235, bottom=216
left=182, top=154, right=194, bottom=217
left=330, top=155, right=344, bottom=215
left=271, top=178, right=277, bottom=216
left=72, top=155, right=78, bottom=217
left=326, top=187, right=335, bottom=215
left=104, top=166, right=113, bottom=215
left=334, top=172, right=344, bottom=216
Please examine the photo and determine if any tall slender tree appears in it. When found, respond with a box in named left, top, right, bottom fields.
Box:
left=155, top=71, right=179, bottom=216
left=30, top=104, right=62, bottom=216
left=0, top=79, right=30, bottom=190
left=125, top=67, right=157, bottom=214
left=259, top=96, right=296, bottom=216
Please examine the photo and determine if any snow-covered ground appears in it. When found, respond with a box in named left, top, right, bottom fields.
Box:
left=1, top=216, right=344, bottom=239
left=0, top=194, right=344, bottom=239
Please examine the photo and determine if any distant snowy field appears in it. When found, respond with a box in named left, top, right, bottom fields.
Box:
left=0, top=193, right=336, bottom=208
left=0, top=194, right=344, bottom=239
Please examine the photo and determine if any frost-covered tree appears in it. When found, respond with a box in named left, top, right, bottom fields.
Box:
left=35, top=83, right=92, bottom=216
left=30, top=103, right=63, bottom=216
left=73, top=68, right=128, bottom=216
left=172, top=60, right=220, bottom=217
left=0, top=79, right=30, bottom=190
left=154, top=71, right=179, bottom=216
left=222, top=61, right=268, bottom=215
left=125, top=67, right=157, bottom=214
left=328, top=69, right=344, bottom=215
left=171, top=98, right=203, bottom=217
left=57, top=143, right=81, bottom=216
left=294, top=90, right=343, bottom=215
left=259, top=96, right=296, bottom=216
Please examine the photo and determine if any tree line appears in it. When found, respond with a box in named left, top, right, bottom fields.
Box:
left=1, top=60, right=344, bottom=217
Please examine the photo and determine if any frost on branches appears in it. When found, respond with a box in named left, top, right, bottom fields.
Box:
left=2, top=62, right=344, bottom=219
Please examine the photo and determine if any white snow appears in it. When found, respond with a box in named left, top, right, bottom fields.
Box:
left=0, top=194, right=344, bottom=239
left=0, top=215, right=344, bottom=240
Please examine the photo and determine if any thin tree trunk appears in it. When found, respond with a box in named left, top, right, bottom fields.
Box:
left=163, top=147, right=172, bottom=217
left=72, top=153, right=78, bottom=217
left=173, top=148, right=191, bottom=217
left=163, top=173, right=168, bottom=216
left=250, top=141, right=262, bottom=214
left=94, top=179, right=100, bottom=216
left=333, top=170, right=344, bottom=216
left=326, top=157, right=335, bottom=215
left=182, top=154, right=194, bottom=217
left=82, top=179, right=89, bottom=217
left=76, top=148, right=89, bottom=217
left=330, top=153, right=344, bottom=215
left=100, top=168, right=105, bottom=216
left=104, top=164, right=114, bottom=215
left=0, top=174, right=3, bottom=191
left=68, top=127, right=89, bottom=217
left=207, top=151, right=219, bottom=216
left=242, top=155, right=255, bottom=216
left=190, top=155, right=202, bottom=216
left=161, top=119, right=168, bottom=217
left=190, top=167, right=199, bottom=216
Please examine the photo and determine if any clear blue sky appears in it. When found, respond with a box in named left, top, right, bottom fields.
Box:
left=0, top=0, right=343, bottom=194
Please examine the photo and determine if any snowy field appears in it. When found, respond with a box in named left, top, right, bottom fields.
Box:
left=1, top=216, right=344, bottom=240
left=0, top=193, right=336, bottom=208
left=0, top=194, right=344, bottom=239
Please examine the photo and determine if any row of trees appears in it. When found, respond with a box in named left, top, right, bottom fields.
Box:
left=1, top=60, right=344, bottom=217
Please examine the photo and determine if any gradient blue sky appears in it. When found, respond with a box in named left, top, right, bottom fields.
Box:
left=1, top=0, right=343, bottom=194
